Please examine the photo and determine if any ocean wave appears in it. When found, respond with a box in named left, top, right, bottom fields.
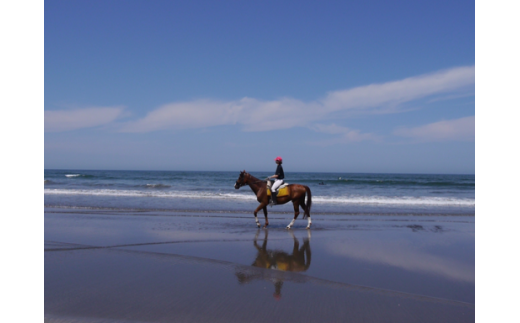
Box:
left=312, top=195, right=475, bottom=207
left=145, top=184, right=171, bottom=188
left=44, top=188, right=475, bottom=207
left=300, top=178, right=474, bottom=187
left=44, top=188, right=251, bottom=200
left=65, top=174, right=95, bottom=178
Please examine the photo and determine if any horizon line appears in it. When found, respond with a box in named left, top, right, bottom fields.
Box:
left=44, top=168, right=475, bottom=176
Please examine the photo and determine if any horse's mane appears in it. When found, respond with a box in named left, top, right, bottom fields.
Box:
left=242, top=171, right=264, bottom=185
left=247, top=172, right=261, bottom=182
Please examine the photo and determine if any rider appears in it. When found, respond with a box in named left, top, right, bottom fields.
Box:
left=268, top=156, right=285, bottom=205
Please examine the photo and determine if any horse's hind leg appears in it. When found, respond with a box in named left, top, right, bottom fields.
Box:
left=300, top=198, right=312, bottom=229
left=286, top=200, right=300, bottom=229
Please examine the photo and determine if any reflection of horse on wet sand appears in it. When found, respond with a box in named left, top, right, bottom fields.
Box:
left=235, top=230, right=312, bottom=300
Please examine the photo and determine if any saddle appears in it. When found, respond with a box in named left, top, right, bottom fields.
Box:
left=267, top=181, right=289, bottom=197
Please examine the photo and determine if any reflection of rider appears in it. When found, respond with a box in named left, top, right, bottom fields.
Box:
left=268, top=156, right=284, bottom=205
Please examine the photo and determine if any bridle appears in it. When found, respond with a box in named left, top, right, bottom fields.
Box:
left=235, top=180, right=246, bottom=188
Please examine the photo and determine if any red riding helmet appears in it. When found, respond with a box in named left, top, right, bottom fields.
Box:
left=274, top=156, right=283, bottom=162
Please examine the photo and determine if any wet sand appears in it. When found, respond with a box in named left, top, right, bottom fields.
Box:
left=45, top=208, right=474, bottom=322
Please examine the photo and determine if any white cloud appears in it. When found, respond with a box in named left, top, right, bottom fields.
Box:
left=120, top=66, right=475, bottom=133
left=120, top=100, right=242, bottom=133
left=238, top=97, right=322, bottom=132
left=45, top=106, right=125, bottom=132
left=322, top=66, right=475, bottom=112
left=394, top=116, right=475, bottom=142
left=311, top=123, right=380, bottom=143
left=120, top=97, right=321, bottom=133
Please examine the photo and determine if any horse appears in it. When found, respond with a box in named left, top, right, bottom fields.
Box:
left=234, top=170, right=312, bottom=229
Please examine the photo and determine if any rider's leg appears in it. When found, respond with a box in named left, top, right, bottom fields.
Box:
left=271, top=179, right=283, bottom=205
left=271, top=191, right=278, bottom=205
left=272, top=179, right=283, bottom=191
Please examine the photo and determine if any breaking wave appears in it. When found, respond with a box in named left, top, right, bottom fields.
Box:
left=65, top=174, right=95, bottom=178
left=44, top=188, right=474, bottom=207
left=144, top=184, right=171, bottom=188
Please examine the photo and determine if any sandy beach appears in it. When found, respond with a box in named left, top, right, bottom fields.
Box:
left=44, top=207, right=474, bottom=322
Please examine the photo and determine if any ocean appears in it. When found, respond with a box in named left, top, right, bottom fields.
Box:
left=44, top=170, right=474, bottom=215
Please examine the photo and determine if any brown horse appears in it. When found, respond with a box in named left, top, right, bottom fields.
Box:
left=234, top=170, right=312, bottom=229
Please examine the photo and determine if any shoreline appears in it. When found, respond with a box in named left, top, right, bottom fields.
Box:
left=44, top=205, right=475, bottom=217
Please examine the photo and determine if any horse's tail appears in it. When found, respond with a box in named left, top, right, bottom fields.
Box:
left=303, top=186, right=312, bottom=219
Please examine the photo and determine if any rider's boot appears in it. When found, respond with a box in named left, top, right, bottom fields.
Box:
left=271, top=191, right=278, bottom=205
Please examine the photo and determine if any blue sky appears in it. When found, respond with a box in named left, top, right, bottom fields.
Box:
left=45, top=0, right=475, bottom=173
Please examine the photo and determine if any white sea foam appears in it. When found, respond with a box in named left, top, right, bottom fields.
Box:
left=44, top=188, right=475, bottom=207
left=44, top=188, right=252, bottom=200
left=65, top=174, right=81, bottom=178
left=312, top=195, right=475, bottom=207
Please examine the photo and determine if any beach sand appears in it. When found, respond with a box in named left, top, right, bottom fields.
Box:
left=45, top=208, right=474, bottom=322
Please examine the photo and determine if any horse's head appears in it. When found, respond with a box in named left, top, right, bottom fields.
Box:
left=234, top=170, right=248, bottom=189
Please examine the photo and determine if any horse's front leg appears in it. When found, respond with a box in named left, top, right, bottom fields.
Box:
left=253, top=204, right=262, bottom=228
left=262, top=206, right=269, bottom=228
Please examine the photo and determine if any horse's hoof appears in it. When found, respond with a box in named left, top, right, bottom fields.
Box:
left=286, top=226, right=291, bottom=230
left=306, top=226, right=311, bottom=230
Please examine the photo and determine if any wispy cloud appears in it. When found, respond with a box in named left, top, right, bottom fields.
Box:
left=120, top=66, right=475, bottom=133
left=322, top=66, right=474, bottom=112
left=120, top=98, right=321, bottom=133
left=310, top=123, right=380, bottom=144
left=45, top=106, right=125, bottom=132
left=394, top=116, right=475, bottom=142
